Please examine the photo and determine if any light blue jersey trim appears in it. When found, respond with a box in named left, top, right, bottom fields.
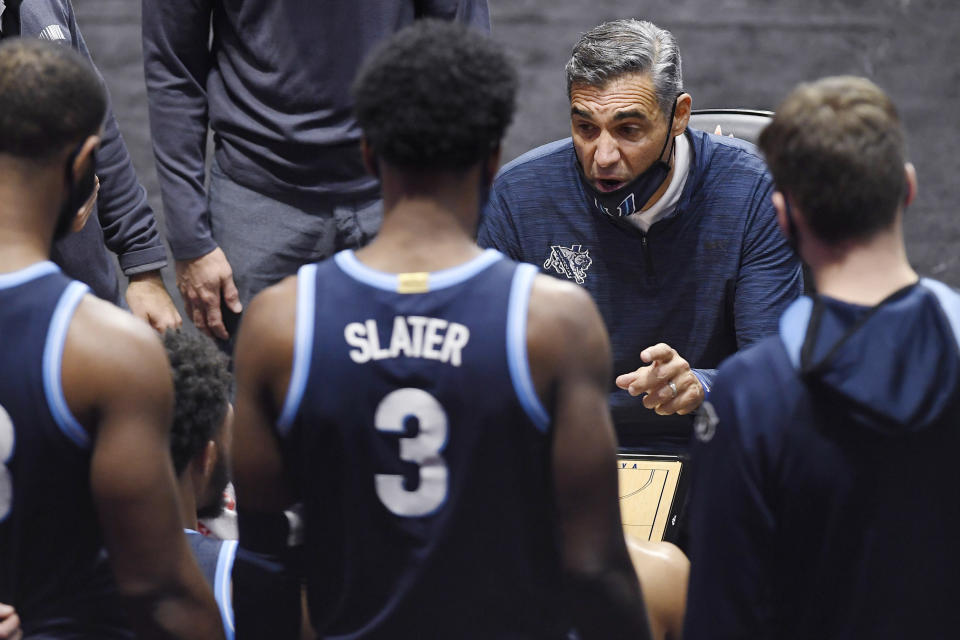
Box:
left=215, top=539, right=238, bottom=640
left=0, top=261, right=59, bottom=289
left=333, top=249, right=503, bottom=292
left=42, top=281, right=90, bottom=449
left=779, top=296, right=814, bottom=370
left=277, top=263, right=318, bottom=436
left=506, top=264, right=550, bottom=432
left=921, top=278, right=960, bottom=352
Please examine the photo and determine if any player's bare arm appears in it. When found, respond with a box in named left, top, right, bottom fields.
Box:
left=232, top=276, right=297, bottom=512
left=626, top=538, right=689, bottom=640
left=528, top=275, right=652, bottom=640
left=232, top=276, right=302, bottom=639
left=63, top=296, right=223, bottom=640
left=615, top=343, right=705, bottom=415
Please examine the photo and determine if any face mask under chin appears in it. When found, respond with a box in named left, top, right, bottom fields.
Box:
left=577, top=156, right=672, bottom=218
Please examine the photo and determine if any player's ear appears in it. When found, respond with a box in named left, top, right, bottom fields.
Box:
left=361, top=136, right=380, bottom=179
left=71, top=134, right=100, bottom=182
left=201, top=440, right=218, bottom=481
left=903, top=162, right=917, bottom=208
left=71, top=176, right=99, bottom=232
left=772, top=191, right=790, bottom=238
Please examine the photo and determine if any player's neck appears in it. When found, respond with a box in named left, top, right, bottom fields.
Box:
left=0, top=165, right=62, bottom=272
left=177, top=474, right=200, bottom=531
left=358, top=171, right=485, bottom=273
left=807, top=225, right=918, bottom=306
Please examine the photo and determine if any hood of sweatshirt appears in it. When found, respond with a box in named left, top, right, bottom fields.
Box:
left=779, top=279, right=960, bottom=434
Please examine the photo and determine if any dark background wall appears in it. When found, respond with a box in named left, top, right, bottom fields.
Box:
left=75, top=0, right=960, bottom=288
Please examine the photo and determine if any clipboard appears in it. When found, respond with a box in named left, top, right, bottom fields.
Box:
left=617, top=453, right=688, bottom=543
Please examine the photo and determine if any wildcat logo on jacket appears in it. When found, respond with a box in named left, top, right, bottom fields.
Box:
left=543, top=244, right=593, bottom=284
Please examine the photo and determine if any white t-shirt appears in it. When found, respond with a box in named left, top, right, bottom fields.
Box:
left=625, top=133, right=691, bottom=233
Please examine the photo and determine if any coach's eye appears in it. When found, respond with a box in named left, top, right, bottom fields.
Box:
left=576, top=123, right=598, bottom=137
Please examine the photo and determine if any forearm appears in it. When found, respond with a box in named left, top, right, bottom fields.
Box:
left=94, top=111, right=168, bottom=273
left=235, top=510, right=301, bottom=640
left=142, top=0, right=217, bottom=260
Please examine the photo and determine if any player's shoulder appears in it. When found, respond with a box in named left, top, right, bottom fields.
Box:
left=626, top=538, right=689, bottom=638
left=528, top=272, right=602, bottom=335
left=70, top=293, right=165, bottom=366
left=627, top=538, right=689, bottom=585
left=63, top=294, right=172, bottom=415
left=526, top=272, right=609, bottom=372
left=236, top=273, right=299, bottom=371
left=701, top=332, right=799, bottom=451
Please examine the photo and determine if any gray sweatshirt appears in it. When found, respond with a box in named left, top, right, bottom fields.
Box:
left=142, top=0, right=490, bottom=261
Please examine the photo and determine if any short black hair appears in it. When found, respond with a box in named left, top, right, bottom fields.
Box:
left=164, top=330, right=232, bottom=476
left=0, top=38, right=107, bottom=161
left=759, top=76, right=907, bottom=245
left=352, top=19, right=517, bottom=171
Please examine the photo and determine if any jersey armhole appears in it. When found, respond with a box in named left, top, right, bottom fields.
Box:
left=42, top=281, right=91, bottom=449
left=921, top=278, right=960, bottom=353
left=276, top=264, right=318, bottom=436
left=215, top=539, right=239, bottom=640
left=506, top=264, right=550, bottom=433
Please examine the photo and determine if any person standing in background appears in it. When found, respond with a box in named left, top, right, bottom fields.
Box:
left=143, top=0, right=489, bottom=342
left=1, top=0, right=181, bottom=332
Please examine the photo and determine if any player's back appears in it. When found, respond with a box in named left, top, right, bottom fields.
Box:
left=279, top=249, right=568, bottom=639
left=0, top=262, right=131, bottom=638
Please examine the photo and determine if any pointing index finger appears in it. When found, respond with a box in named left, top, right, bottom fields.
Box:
left=641, top=343, right=675, bottom=364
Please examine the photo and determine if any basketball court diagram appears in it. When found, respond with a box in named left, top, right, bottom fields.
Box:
left=617, top=456, right=683, bottom=542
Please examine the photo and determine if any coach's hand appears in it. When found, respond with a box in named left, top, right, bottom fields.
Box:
left=126, top=270, right=182, bottom=333
left=176, top=247, right=242, bottom=340
left=0, top=602, right=22, bottom=640
left=615, top=343, right=704, bottom=416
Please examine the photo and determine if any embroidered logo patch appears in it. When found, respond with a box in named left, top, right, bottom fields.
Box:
left=543, top=244, right=593, bottom=284
left=38, top=24, right=68, bottom=41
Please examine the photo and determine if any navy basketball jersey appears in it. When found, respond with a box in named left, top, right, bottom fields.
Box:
left=0, top=262, right=131, bottom=638
left=185, top=530, right=237, bottom=640
left=277, top=249, right=569, bottom=639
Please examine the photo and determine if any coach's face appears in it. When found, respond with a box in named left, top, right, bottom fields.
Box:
left=570, top=72, right=690, bottom=196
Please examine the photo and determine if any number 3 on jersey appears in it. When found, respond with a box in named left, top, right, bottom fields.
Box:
left=374, top=388, right=448, bottom=517
left=0, top=404, right=14, bottom=521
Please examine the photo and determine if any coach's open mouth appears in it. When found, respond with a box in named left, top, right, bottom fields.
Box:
left=595, top=179, right=626, bottom=192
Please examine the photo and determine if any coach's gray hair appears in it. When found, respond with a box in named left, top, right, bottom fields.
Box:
left=565, top=19, right=684, bottom=118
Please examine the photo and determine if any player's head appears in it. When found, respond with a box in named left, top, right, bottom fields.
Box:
left=0, top=39, right=105, bottom=240
left=759, top=76, right=912, bottom=247
left=164, top=330, right=233, bottom=519
left=352, top=19, right=517, bottom=179
left=565, top=20, right=691, bottom=217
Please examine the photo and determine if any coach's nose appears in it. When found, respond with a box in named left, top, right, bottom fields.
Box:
left=594, top=130, right=621, bottom=168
